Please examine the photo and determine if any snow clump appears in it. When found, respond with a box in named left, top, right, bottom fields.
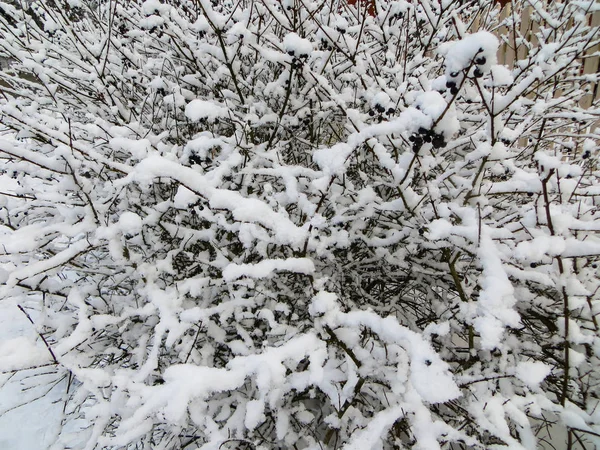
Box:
left=439, top=32, right=499, bottom=79
left=283, top=32, right=312, bottom=57
left=185, top=99, right=229, bottom=122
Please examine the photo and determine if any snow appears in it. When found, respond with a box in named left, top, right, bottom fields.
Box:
left=1, top=0, right=599, bottom=448
left=341, top=406, right=405, bottom=450
left=309, top=291, right=339, bottom=316
left=312, top=143, right=353, bottom=176
left=414, top=91, right=459, bottom=137
left=4, top=238, right=92, bottom=289
left=283, top=33, right=312, bottom=57
left=561, top=403, right=596, bottom=434
left=515, top=361, right=551, bottom=388
left=0, top=138, right=66, bottom=173
left=173, top=185, right=199, bottom=208
left=0, top=336, right=51, bottom=371
left=0, top=299, right=63, bottom=450
left=0, top=267, right=7, bottom=284
left=107, top=333, right=326, bottom=442
left=118, top=211, right=143, bottom=234
left=123, top=155, right=308, bottom=248
left=244, top=399, right=266, bottom=430
left=222, top=258, right=315, bottom=281
left=371, top=91, right=391, bottom=109
left=141, top=0, right=169, bottom=16
left=414, top=91, right=447, bottom=119
left=488, top=65, right=514, bottom=87
left=314, top=301, right=461, bottom=404
left=109, top=137, right=151, bottom=160
left=473, top=232, right=521, bottom=349
left=515, top=236, right=600, bottom=259
left=439, top=31, right=499, bottom=76
left=185, top=99, right=230, bottom=122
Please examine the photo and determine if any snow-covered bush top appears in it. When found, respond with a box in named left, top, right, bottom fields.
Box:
left=0, top=0, right=599, bottom=448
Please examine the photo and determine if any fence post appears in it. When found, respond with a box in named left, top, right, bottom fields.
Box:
left=581, top=10, right=600, bottom=110
left=346, top=0, right=375, bottom=16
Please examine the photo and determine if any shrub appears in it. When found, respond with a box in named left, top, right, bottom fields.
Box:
left=0, top=0, right=599, bottom=448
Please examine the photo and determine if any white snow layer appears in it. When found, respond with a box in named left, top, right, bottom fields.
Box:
left=185, top=99, right=230, bottom=122
left=0, top=299, right=63, bottom=450
left=515, top=361, right=551, bottom=388
left=223, top=258, right=315, bottom=281
left=283, top=32, right=313, bottom=56
left=123, top=155, right=308, bottom=248
left=439, top=32, right=499, bottom=75
left=312, top=293, right=461, bottom=404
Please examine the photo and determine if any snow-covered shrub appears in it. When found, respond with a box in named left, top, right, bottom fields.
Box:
left=0, top=0, right=599, bottom=448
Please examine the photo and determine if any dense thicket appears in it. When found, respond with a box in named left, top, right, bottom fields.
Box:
left=1, top=0, right=599, bottom=448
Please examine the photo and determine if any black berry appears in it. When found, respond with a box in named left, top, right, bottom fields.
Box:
left=432, top=136, right=445, bottom=149
left=189, top=154, right=204, bottom=165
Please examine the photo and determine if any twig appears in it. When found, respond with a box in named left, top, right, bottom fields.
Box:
left=17, top=304, right=59, bottom=365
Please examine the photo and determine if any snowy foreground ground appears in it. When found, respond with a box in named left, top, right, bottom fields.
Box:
left=0, top=173, right=63, bottom=449
left=0, top=298, right=64, bottom=449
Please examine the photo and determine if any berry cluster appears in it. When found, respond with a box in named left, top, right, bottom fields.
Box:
left=290, top=116, right=311, bottom=131
left=288, top=49, right=309, bottom=69
left=445, top=73, right=460, bottom=95
left=472, top=50, right=487, bottom=78
left=188, top=152, right=205, bottom=166
left=388, top=12, right=403, bottom=24
left=408, top=127, right=446, bottom=152
left=319, top=38, right=332, bottom=51
left=445, top=50, right=488, bottom=95
left=368, top=103, right=395, bottom=123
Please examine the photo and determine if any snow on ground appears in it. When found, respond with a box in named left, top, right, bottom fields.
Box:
left=0, top=168, right=64, bottom=449
left=0, top=297, right=64, bottom=450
